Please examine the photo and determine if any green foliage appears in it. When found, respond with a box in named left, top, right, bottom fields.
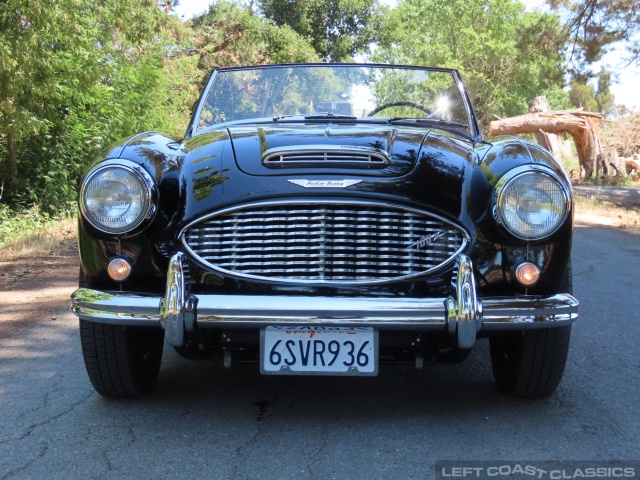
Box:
left=0, top=0, right=321, bottom=218
left=569, top=81, right=598, bottom=111
left=191, top=2, right=318, bottom=70
left=0, top=203, right=54, bottom=247
left=595, top=69, right=615, bottom=117
left=569, top=69, right=615, bottom=117
left=147, top=54, right=203, bottom=137
left=258, top=0, right=379, bottom=61
left=374, top=0, right=568, bottom=125
left=0, top=0, right=171, bottom=214
left=2, top=0, right=600, bottom=227
left=151, top=1, right=319, bottom=136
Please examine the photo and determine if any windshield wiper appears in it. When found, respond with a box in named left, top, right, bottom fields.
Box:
left=273, top=112, right=357, bottom=122
left=389, top=117, right=469, bottom=129
left=304, top=113, right=357, bottom=120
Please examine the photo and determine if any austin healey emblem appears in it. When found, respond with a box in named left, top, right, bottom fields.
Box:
left=288, top=179, right=362, bottom=188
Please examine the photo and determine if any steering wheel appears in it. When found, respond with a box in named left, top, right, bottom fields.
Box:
left=367, top=101, right=432, bottom=117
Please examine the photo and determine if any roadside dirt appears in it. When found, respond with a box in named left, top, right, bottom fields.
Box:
left=0, top=241, right=79, bottom=339
left=573, top=185, right=640, bottom=211
left=0, top=186, right=638, bottom=339
left=573, top=185, right=640, bottom=231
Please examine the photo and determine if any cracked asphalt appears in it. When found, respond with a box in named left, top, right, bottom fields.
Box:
left=1, top=225, right=639, bottom=480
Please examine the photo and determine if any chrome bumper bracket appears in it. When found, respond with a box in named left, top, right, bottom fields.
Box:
left=160, top=252, right=193, bottom=347
left=447, top=255, right=483, bottom=349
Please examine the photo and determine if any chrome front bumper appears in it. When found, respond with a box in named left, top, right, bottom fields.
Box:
left=70, top=253, right=578, bottom=349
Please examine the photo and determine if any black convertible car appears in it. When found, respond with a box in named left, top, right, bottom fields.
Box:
left=71, top=63, right=578, bottom=399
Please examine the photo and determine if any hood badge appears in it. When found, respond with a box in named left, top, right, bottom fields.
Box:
left=288, top=179, right=362, bottom=188
left=406, top=230, right=452, bottom=250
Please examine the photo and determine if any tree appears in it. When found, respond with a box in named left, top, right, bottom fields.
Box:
left=569, top=81, right=598, bottom=111
left=568, top=68, right=615, bottom=116
left=548, top=0, right=640, bottom=74
left=595, top=68, right=615, bottom=117
left=258, top=0, right=379, bottom=61
left=374, top=0, right=569, bottom=125
left=0, top=0, right=168, bottom=210
left=189, top=2, right=319, bottom=71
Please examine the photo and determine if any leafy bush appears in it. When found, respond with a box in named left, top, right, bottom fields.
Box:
left=0, top=204, right=55, bottom=248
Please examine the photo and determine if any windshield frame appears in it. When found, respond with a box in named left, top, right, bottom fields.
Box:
left=184, top=63, right=482, bottom=142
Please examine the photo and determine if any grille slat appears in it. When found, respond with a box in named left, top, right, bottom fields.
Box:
left=181, top=201, right=468, bottom=284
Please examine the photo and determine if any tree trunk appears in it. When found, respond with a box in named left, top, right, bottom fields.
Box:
left=528, top=96, right=562, bottom=159
left=7, top=125, right=17, bottom=179
left=597, top=149, right=625, bottom=177
left=582, top=117, right=601, bottom=179
left=612, top=150, right=626, bottom=177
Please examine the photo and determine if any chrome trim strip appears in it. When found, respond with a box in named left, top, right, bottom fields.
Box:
left=481, top=294, right=579, bottom=329
left=179, top=199, right=470, bottom=285
left=196, top=296, right=448, bottom=325
left=288, top=179, right=363, bottom=188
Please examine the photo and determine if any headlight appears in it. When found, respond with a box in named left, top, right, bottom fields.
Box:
left=494, top=167, right=570, bottom=240
left=81, top=161, right=156, bottom=234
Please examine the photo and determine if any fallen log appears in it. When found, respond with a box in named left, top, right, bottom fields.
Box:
left=624, top=158, right=640, bottom=174
left=489, top=109, right=604, bottom=178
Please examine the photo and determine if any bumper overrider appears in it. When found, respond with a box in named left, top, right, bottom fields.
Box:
left=70, top=253, right=578, bottom=349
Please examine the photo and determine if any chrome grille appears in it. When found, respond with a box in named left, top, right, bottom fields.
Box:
left=181, top=201, right=468, bottom=285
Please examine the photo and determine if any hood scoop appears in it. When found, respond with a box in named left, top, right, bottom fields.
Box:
left=228, top=124, right=427, bottom=177
left=262, top=145, right=390, bottom=169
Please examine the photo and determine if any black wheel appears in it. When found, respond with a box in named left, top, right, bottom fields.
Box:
left=489, top=260, right=573, bottom=399
left=80, top=320, right=164, bottom=398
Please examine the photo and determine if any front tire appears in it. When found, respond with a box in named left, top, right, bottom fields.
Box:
left=489, top=260, right=573, bottom=398
left=79, top=320, right=164, bottom=398
left=489, top=325, right=571, bottom=398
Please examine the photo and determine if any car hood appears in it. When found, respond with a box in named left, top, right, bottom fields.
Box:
left=227, top=124, right=426, bottom=177
left=165, top=124, right=477, bottom=224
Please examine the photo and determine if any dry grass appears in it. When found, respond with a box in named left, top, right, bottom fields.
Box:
left=0, top=217, right=77, bottom=262
left=574, top=195, right=640, bottom=233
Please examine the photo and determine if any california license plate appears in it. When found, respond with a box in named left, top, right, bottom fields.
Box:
left=261, top=326, right=378, bottom=376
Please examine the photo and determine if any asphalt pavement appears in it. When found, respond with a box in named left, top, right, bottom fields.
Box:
left=1, top=225, right=639, bottom=480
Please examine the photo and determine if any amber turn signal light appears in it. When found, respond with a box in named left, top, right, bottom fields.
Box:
left=515, top=262, right=540, bottom=286
left=108, top=257, right=133, bottom=282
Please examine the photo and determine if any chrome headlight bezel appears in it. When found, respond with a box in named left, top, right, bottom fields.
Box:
left=80, top=159, right=157, bottom=235
left=492, top=165, right=572, bottom=241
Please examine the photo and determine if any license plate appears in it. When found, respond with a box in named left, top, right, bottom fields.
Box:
left=261, top=326, right=378, bottom=376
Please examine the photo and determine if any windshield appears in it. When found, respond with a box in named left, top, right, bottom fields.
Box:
left=195, top=64, right=472, bottom=132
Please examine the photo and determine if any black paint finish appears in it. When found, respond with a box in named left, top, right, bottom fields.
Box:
left=78, top=121, right=572, bottom=298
